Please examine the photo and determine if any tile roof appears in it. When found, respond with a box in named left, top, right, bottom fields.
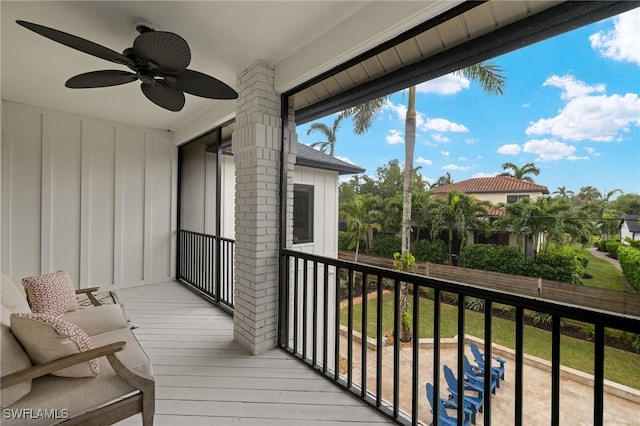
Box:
left=432, top=176, right=549, bottom=195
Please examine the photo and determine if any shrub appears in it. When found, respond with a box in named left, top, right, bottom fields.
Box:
left=632, top=334, right=640, bottom=354
left=624, top=238, right=640, bottom=250
left=529, top=311, right=553, bottom=326
left=465, top=297, right=485, bottom=312
left=371, top=235, right=402, bottom=257
left=606, top=241, right=622, bottom=259
left=413, top=239, right=447, bottom=264
left=534, top=246, right=585, bottom=284
left=618, top=245, right=640, bottom=291
left=459, top=244, right=524, bottom=274
left=598, top=239, right=612, bottom=251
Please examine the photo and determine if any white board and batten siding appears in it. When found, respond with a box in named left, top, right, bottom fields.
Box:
left=291, top=165, right=339, bottom=258
left=1, top=101, right=177, bottom=290
left=179, top=142, right=235, bottom=238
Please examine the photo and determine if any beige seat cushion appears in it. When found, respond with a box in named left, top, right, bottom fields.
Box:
left=10, top=313, right=100, bottom=377
left=0, top=317, right=32, bottom=408
left=62, top=304, right=129, bottom=336
left=3, top=328, right=152, bottom=426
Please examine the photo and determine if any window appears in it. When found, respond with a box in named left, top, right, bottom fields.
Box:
left=506, top=194, right=530, bottom=203
left=293, top=184, right=314, bottom=243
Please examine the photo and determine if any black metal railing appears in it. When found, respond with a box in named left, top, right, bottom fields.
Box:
left=280, top=249, right=639, bottom=426
left=177, top=229, right=235, bottom=311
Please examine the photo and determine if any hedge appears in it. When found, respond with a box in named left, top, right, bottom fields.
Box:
left=618, top=245, right=640, bottom=291
left=606, top=241, right=622, bottom=259
left=459, top=244, right=585, bottom=284
left=413, top=239, right=447, bottom=264
left=371, top=235, right=402, bottom=257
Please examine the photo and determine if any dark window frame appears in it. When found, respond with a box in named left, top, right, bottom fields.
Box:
left=507, top=194, right=530, bottom=204
left=293, top=184, right=314, bottom=244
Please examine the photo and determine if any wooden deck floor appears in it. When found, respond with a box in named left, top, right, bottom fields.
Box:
left=114, top=281, right=393, bottom=426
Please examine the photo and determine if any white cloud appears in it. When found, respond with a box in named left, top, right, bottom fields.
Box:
left=422, top=118, right=469, bottom=133
left=543, top=75, right=605, bottom=100
left=472, top=172, right=498, bottom=178
left=522, top=103, right=531, bottom=108
left=442, top=164, right=469, bottom=171
left=497, top=144, right=522, bottom=155
left=441, top=150, right=450, bottom=156
left=458, top=156, right=468, bottom=161
left=384, top=99, right=468, bottom=133
left=432, top=133, right=450, bottom=143
left=589, top=9, right=640, bottom=65
left=335, top=156, right=355, bottom=165
left=585, top=147, right=596, bottom=154
left=416, top=156, right=433, bottom=166
left=416, top=73, right=470, bottom=95
left=386, top=129, right=404, bottom=145
left=522, top=139, right=577, bottom=162
left=526, top=91, right=640, bottom=141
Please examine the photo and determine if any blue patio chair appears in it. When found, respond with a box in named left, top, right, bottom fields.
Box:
left=443, top=365, right=484, bottom=424
left=425, top=382, right=471, bottom=426
left=469, top=341, right=506, bottom=382
left=463, top=355, right=497, bottom=395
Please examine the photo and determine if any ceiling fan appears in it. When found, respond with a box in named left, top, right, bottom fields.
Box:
left=16, top=20, right=238, bottom=112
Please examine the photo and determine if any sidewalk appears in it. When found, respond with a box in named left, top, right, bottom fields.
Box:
left=587, top=247, right=621, bottom=271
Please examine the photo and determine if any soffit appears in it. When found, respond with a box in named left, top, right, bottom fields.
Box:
left=293, top=0, right=561, bottom=119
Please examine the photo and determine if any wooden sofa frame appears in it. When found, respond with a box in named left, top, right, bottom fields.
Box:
left=1, top=287, right=155, bottom=426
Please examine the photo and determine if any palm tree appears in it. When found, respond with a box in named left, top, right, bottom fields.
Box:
left=432, top=172, right=453, bottom=188
left=343, top=62, right=506, bottom=342
left=428, top=191, right=492, bottom=259
left=499, top=162, right=540, bottom=182
left=553, top=186, right=574, bottom=199
left=306, top=114, right=344, bottom=156
left=340, top=194, right=381, bottom=262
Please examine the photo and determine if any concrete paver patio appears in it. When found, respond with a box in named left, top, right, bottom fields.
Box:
left=340, top=333, right=640, bottom=425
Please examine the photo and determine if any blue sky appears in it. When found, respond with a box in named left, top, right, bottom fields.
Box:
left=297, top=9, right=640, bottom=197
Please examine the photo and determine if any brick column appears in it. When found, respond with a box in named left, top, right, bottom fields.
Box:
left=232, top=61, right=294, bottom=354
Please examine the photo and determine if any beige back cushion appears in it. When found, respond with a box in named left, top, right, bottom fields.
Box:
left=1, top=274, right=31, bottom=314
left=10, top=313, right=100, bottom=378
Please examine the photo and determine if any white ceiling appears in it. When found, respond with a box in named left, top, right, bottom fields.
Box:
left=1, top=1, right=459, bottom=136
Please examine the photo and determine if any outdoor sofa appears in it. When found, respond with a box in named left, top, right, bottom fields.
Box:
left=1, top=272, right=154, bottom=425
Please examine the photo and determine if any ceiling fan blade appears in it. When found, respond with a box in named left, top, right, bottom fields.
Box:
left=175, top=69, right=238, bottom=100
left=16, top=20, right=134, bottom=67
left=141, top=81, right=185, bottom=111
left=66, top=70, right=138, bottom=88
left=133, top=31, right=190, bottom=73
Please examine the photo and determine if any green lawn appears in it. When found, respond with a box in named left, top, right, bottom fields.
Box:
left=341, top=292, right=640, bottom=389
left=574, top=246, right=628, bottom=292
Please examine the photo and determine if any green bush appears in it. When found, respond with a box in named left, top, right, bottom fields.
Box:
left=371, top=234, right=402, bottom=257
left=618, top=245, right=640, bottom=291
left=535, top=246, right=585, bottom=284
left=606, top=241, right=622, bottom=259
left=413, top=239, right=447, bottom=264
left=459, top=244, right=585, bottom=284
left=632, top=334, right=640, bottom=354
left=598, top=239, right=612, bottom=251
left=459, top=244, right=524, bottom=274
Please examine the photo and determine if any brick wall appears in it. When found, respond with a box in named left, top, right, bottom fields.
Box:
left=232, top=61, right=296, bottom=354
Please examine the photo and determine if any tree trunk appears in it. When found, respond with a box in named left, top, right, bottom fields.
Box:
left=399, top=86, right=416, bottom=343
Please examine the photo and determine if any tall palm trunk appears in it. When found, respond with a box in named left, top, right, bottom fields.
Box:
left=399, top=86, right=416, bottom=342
